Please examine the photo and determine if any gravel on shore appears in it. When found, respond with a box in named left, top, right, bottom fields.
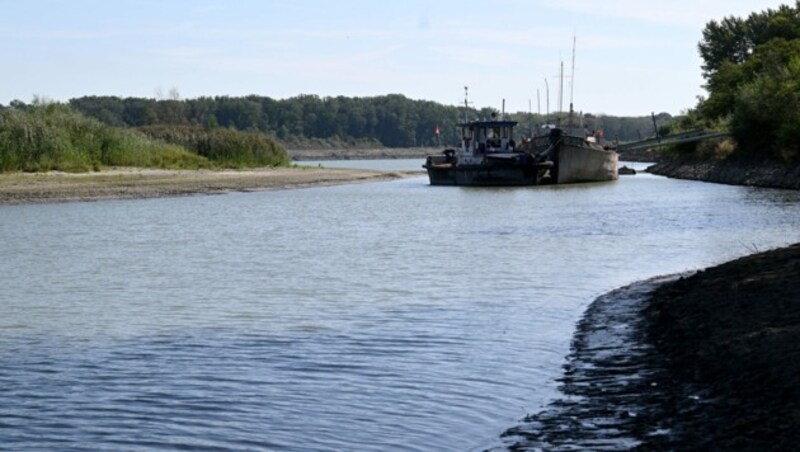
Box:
left=0, top=167, right=414, bottom=205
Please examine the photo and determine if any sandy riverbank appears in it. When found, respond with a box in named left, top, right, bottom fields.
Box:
left=0, top=167, right=416, bottom=205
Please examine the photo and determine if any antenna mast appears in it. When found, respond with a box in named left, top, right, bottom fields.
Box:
left=463, top=86, right=469, bottom=124
left=544, top=78, right=550, bottom=125
left=570, top=35, right=576, bottom=117
left=558, top=61, right=564, bottom=126
left=529, top=97, right=533, bottom=137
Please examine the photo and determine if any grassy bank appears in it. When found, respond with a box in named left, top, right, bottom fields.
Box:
left=138, top=125, right=289, bottom=168
left=0, top=103, right=290, bottom=172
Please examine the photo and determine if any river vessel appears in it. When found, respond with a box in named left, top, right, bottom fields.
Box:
left=424, top=38, right=618, bottom=186
left=423, top=118, right=618, bottom=186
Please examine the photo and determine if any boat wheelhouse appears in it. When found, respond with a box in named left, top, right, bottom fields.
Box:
left=423, top=119, right=554, bottom=186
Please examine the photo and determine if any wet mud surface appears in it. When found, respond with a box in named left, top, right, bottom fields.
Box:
left=498, top=243, right=800, bottom=450
left=497, top=277, right=680, bottom=450
left=644, top=243, right=800, bottom=450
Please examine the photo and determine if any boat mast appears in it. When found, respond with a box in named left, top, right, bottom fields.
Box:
left=558, top=61, right=564, bottom=126
left=544, top=78, right=550, bottom=125
left=463, top=86, right=469, bottom=124
left=569, top=35, right=576, bottom=123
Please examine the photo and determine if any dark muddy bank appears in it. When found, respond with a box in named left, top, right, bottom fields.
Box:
left=644, top=243, right=800, bottom=450
left=647, top=160, right=800, bottom=190
left=497, top=277, right=680, bottom=450
left=498, top=243, right=800, bottom=450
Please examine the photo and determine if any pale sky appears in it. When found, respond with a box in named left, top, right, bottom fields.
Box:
left=0, top=0, right=791, bottom=116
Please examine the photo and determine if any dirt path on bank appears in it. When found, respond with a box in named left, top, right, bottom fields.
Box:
left=0, top=167, right=417, bottom=205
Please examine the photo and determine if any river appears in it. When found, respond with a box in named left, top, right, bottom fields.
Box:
left=2, top=160, right=799, bottom=451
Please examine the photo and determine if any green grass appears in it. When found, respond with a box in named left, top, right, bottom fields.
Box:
left=138, top=125, right=291, bottom=168
left=0, top=103, right=291, bottom=172
left=0, top=103, right=211, bottom=172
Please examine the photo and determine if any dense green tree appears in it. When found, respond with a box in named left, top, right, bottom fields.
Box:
left=63, top=93, right=665, bottom=149
left=732, top=55, right=800, bottom=161
left=68, top=96, right=126, bottom=127
left=698, top=16, right=751, bottom=77
left=694, top=2, right=800, bottom=161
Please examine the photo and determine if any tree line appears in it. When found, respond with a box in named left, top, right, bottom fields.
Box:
left=40, top=94, right=668, bottom=148
left=671, top=1, right=800, bottom=162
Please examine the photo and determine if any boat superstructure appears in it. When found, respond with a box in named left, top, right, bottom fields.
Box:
left=423, top=37, right=618, bottom=187
left=423, top=118, right=617, bottom=186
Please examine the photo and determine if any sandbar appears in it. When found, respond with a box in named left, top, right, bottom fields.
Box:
left=0, top=167, right=420, bottom=205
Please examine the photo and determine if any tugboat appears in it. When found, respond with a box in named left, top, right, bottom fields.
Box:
left=423, top=117, right=618, bottom=186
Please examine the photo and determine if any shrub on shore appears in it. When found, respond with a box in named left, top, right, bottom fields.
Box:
left=0, top=103, right=291, bottom=172
left=688, top=4, right=800, bottom=163
left=137, top=125, right=290, bottom=168
left=0, top=103, right=209, bottom=172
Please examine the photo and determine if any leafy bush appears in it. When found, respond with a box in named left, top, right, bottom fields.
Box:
left=138, top=125, right=290, bottom=167
left=732, top=56, right=800, bottom=161
left=0, top=103, right=209, bottom=172
left=696, top=4, right=800, bottom=162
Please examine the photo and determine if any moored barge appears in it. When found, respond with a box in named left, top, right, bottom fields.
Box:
left=423, top=119, right=618, bottom=186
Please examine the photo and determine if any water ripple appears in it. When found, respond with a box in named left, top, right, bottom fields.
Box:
left=2, top=170, right=800, bottom=450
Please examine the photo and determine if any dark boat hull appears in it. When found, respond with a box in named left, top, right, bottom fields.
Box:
left=425, top=164, right=545, bottom=186
left=424, top=146, right=618, bottom=186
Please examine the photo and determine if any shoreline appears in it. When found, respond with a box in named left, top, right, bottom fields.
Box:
left=499, top=276, right=679, bottom=449
left=500, top=243, right=800, bottom=449
left=0, top=167, right=417, bottom=205
left=499, top=157, right=800, bottom=448
left=647, top=159, right=800, bottom=190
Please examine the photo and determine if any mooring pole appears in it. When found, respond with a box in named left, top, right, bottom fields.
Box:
left=651, top=112, right=660, bottom=143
